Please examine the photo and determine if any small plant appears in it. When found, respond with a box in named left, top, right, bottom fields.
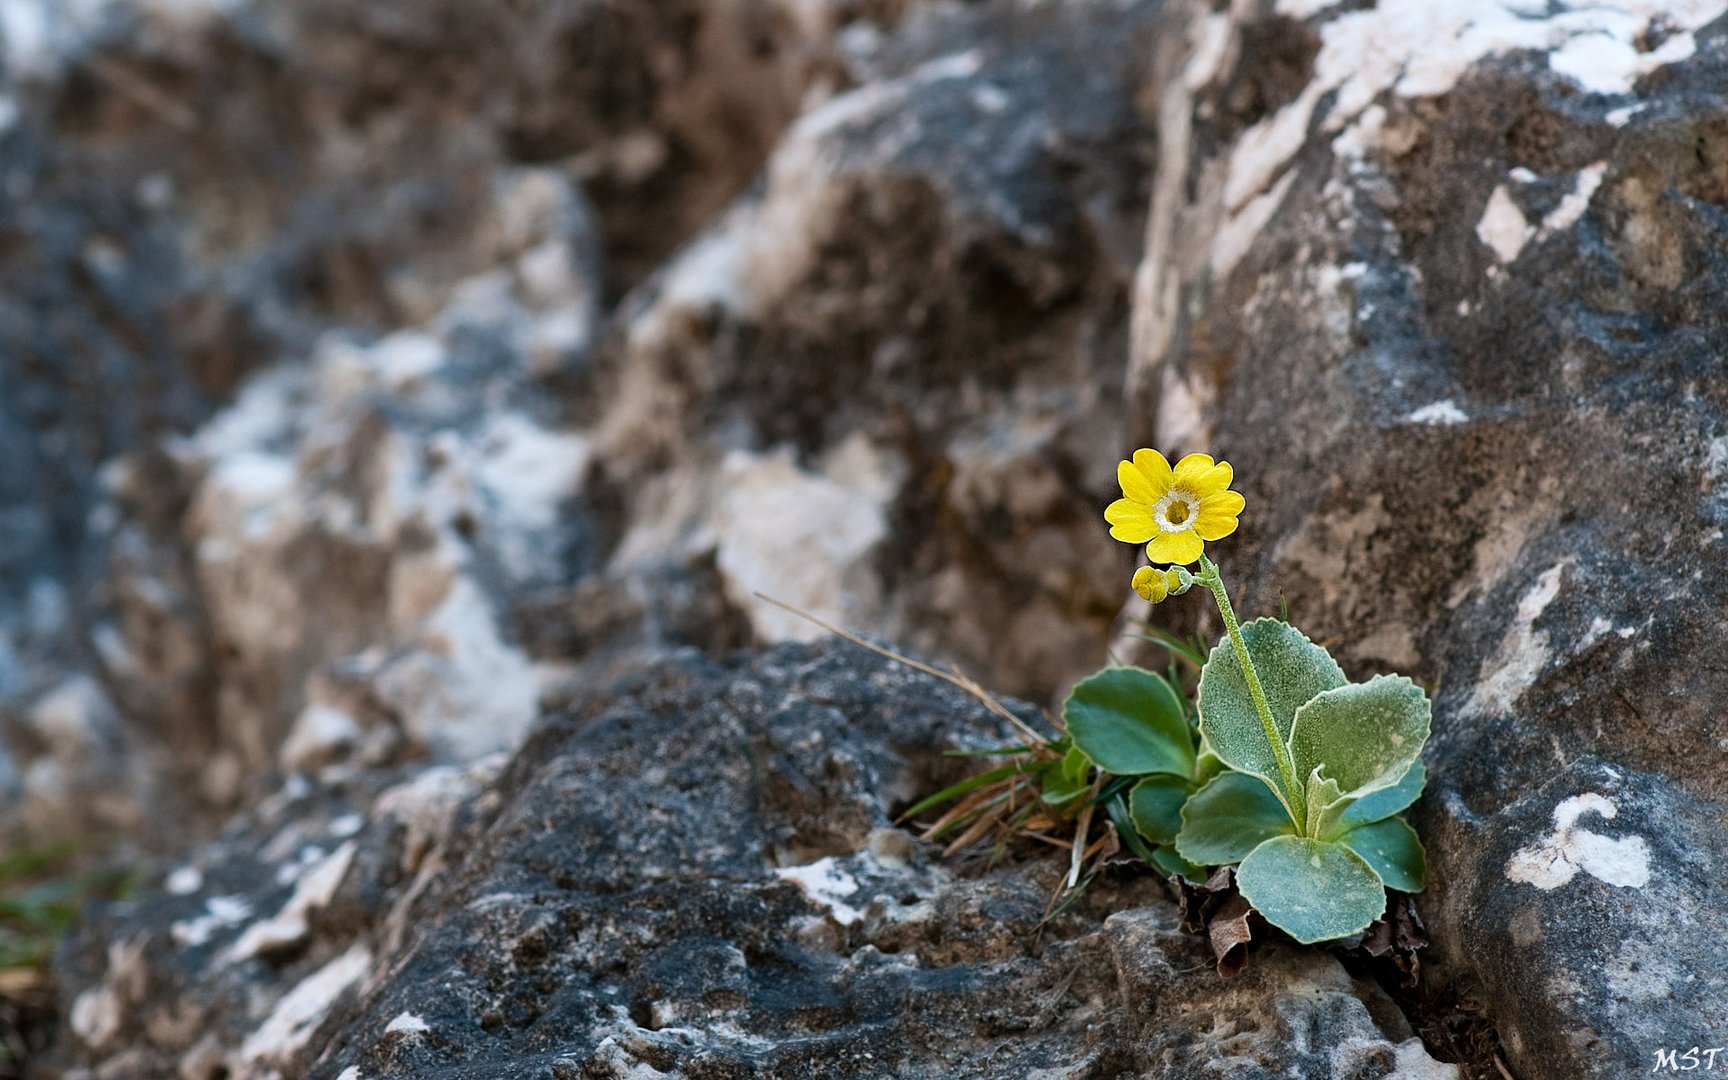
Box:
left=0, top=842, right=131, bottom=1060
left=908, top=448, right=1429, bottom=949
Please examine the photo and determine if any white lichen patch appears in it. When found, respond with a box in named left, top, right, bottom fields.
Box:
left=1477, top=185, right=1535, bottom=263
left=1506, top=793, right=1651, bottom=890
left=1478, top=162, right=1610, bottom=262
left=372, top=759, right=499, bottom=873
left=69, top=986, right=120, bottom=1049
left=1541, top=162, right=1607, bottom=234
left=236, top=944, right=372, bottom=1066
left=226, top=841, right=357, bottom=964
left=1468, top=562, right=1566, bottom=714
left=713, top=448, right=888, bottom=644
left=383, top=575, right=544, bottom=761
left=1604, top=936, right=1684, bottom=1003
left=171, top=895, right=254, bottom=948
left=1405, top=400, right=1469, bottom=425
left=165, top=864, right=204, bottom=895
left=384, top=1012, right=430, bottom=1036
left=1217, top=0, right=1726, bottom=266
left=775, top=856, right=865, bottom=926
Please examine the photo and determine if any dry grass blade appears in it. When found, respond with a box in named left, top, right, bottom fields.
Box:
left=1020, top=831, right=1071, bottom=849
left=1066, top=802, right=1094, bottom=890
left=918, top=780, right=1011, bottom=840
left=944, top=802, right=1012, bottom=856
left=0, top=968, right=45, bottom=996
left=1080, top=824, right=1117, bottom=863
left=752, top=593, right=1048, bottom=747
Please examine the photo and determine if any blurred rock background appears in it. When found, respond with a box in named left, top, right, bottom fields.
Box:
left=0, top=0, right=1722, bottom=1077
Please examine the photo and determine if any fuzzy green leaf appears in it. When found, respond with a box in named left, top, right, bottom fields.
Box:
left=1193, top=747, right=1224, bottom=786
left=1327, top=758, right=1427, bottom=837
left=1063, top=667, right=1195, bottom=778
left=1196, top=619, right=1344, bottom=798
left=1288, top=675, right=1430, bottom=806
left=1175, top=771, right=1296, bottom=866
left=1303, top=767, right=1345, bottom=838
left=1336, top=816, right=1426, bottom=893
left=1128, top=775, right=1192, bottom=846
left=1236, top=836, right=1387, bottom=944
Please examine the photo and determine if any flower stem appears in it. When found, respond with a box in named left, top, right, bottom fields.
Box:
left=1198, top=555, right=1304, bottom=819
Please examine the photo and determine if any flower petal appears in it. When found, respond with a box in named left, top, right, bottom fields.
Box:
left=1146, top=529, right=1204, bottom=565
left=1117, top=460, right=1157, bottom=504
left=1123, top=449, right=1174, bottom=502
left=1132, top=566, right=1168, bottom=603
left=1174, top=453, right=1233, bottom=496
left=1195, top=490, right=1245, bottom=541
left=1106, top=499, right=1159, bottom=543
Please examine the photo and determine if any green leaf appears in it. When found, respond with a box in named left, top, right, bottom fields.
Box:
left=1149, top=844, right=1207, bottom=882
left=1042, top=751, right=1091, bottom=806
left=1129, top=627, right=1208, bottom=669
left=1129, top=775, right=1192, bottom=845
left=1336, top=817, right=1426, bottom=893
left=1103, top=793, right=1159, bottom=866
left=1196, top=619, right=1344, bottom=799
left=900, top=760, right=1028, bottom=821
left=1236, top=836, right=1388, bottom=944
left=1328, top=758, right=1426, bottom=837
left=1193, top=746, right=1224, bottom=785
left=1303, top=767, right=1344, bottom=838
left=1288, top=675, right=1430, bottom=804
left=1060, top=745, right=1091, bottom=787
left=1063, top=667, right=1195, bottom=778
left=1175, top=771, right=1296, bottom=866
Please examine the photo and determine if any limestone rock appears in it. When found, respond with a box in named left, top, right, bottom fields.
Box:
left=590, top=0, right=1163, bottom=701
left=1129, top=2, right=1728, bottom=1075
left=8, top=0, right=1728, bottom=1074
left=50, top=643, right=1450, bottom=1080
left=0, top=0, right=890, bottom=839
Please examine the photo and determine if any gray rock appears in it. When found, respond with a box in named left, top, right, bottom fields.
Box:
left=1457, top=757, right=1728, bottom=1075
left=1128, top=1, right=1728, bottom=1075
left=50, top=642, right=1451, bottom=1080
left=11, top=0, right=1728, bottom=1074
left=588, top=0, right=1163, bottom=702
left=0, top=0, right=879, bottom=840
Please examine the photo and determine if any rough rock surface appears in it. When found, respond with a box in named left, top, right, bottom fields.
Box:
left=585, top=0, right=1160, bottom=702
left=0, top=0, right=856, bottom=844
left=9, top=0, right=1728, bottom=1076
left=49, top=642, right=1452, bottom=1080
left=1, top=0, right=1160, bottom=846
left=1129, top=1, right=1728, bottom=1076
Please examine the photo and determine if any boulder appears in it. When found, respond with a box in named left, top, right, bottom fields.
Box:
left=586, top=0, right=1164, bottom=702
left=11, top=0, right=1728, bottom=1074
left=1128, top=1, right=1728, bottom=1075
left=49, top=642, right=1452, bottom=1080
left=0, top=0, right=909, bottom=842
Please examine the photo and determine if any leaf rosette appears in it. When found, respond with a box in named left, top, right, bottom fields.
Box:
left=1179, top=619, right=1431, bottom=942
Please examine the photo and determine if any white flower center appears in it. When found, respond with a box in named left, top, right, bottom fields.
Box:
left=1154, top=488, right=1198, bottom=533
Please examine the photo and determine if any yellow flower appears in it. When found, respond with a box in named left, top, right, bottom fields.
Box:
left=1132, top=566, right=1184, bottom=604
left=1105, top=449, right=1244, bottom=565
